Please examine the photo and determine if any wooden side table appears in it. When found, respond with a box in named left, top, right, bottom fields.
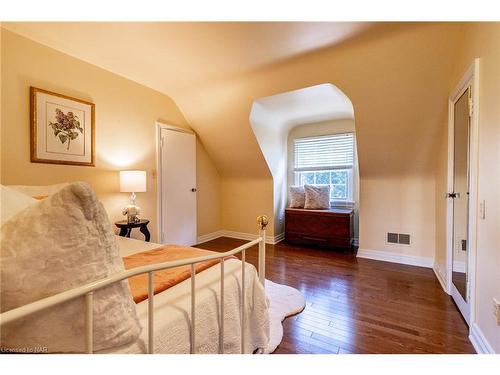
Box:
left=115, top=219, right=151, bottom=242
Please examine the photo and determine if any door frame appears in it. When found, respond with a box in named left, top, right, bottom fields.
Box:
left=446, top=59, right=480, bottom=325
left=156, top=122, right=196, bottom=244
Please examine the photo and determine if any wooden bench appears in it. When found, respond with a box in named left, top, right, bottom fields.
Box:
left=285, top=207, right=354, bottom=249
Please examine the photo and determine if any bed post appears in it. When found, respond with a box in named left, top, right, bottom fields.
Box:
left=257, top=215, right=268, bottom=286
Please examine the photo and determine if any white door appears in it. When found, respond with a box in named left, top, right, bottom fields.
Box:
left=449, top=86, right=471, bottom=324
left=446, top=60, right=479, bottom=325
left=159, top=126, right=197, bottom=246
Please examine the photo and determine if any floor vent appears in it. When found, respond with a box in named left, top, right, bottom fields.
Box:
left=387, top=232, right=411, bottom=245
left=387, top=232, right=398, bottom=244
left=398, top=233, right=411, bottom=245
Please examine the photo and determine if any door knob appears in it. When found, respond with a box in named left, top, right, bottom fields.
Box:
left=191, top=188, right=197, bottom=192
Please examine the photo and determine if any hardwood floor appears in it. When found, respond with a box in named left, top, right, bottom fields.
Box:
left=196, top=237, right=475, bottom=354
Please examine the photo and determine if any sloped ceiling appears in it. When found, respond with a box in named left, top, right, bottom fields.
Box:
left=3, top=22, right=371, bottom=93
left=3, top=22, right=463, bottom=179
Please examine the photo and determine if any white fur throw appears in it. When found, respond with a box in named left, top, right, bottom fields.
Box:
left=304, top=184, right=331, bottom=209
left=0, top=185, right=37, bottom=226
left=288, top=186, right=305, bottom=208
left=0, top=182, right=141, bottom=353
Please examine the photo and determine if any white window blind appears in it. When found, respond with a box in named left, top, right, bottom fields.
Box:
left=294, top=133, right=354, bottom=172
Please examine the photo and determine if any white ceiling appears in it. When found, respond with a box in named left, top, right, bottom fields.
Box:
left=251, top=83, right=354, bottom=128
left=250, top=83, right=354, bottom=177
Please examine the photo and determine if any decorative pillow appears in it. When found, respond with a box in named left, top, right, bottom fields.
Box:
left=0, top=182, right=141, bottom=353
left=7, top=183, right=69, bottom=200
left=0, top=185, right=38, bottom=226
left=304, top=184, right=331, bottom=209
left=289, top=186, right=305, bottom=208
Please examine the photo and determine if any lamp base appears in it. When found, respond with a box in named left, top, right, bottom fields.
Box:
left=122, top=203, right=141, bottom=224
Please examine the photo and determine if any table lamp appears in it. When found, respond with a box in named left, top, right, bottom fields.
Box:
left=120, top=170, right=147, bottom=223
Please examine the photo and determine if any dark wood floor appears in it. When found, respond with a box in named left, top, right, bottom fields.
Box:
left=197, top=237, right=475, bottom=354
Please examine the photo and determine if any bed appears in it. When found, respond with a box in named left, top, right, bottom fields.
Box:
left=103, top=236, right=270, bottom=354
left=0, top=182, right=271, bottom=354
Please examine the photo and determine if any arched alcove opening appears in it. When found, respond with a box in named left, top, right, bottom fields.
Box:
left=250, top=83, right=359, bottom=241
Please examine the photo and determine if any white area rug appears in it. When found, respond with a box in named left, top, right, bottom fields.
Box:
left=264, top=279, right=306, bottom=353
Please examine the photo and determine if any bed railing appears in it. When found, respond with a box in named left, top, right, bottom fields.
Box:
left=0, top=215, right=269, bottom=354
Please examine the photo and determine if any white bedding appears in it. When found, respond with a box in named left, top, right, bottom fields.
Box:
left=102, top=236, right=270, bottom=354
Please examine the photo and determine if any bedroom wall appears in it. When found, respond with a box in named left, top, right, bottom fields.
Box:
left=435, top=22, right=500, bottom=353
left=2, top=23, right=466, bottom=266
left=178, top=23, right=463, bottom=264
left=0, top=29, right=221, bottom=242
left=220, top=176, right=275, bottom=238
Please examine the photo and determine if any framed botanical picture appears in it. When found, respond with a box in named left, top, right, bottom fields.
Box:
left=30, top=87, right=95, bottom=166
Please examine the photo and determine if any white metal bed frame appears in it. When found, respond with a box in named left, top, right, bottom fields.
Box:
left=0, top=215, right=269, bottom=354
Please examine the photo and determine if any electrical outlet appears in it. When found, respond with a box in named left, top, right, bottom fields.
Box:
left=479, top=200, right=486, bottom=219
left=494, top=298, right=500, bottom=325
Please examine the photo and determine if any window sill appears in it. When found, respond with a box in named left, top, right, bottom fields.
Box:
left=330, top=201, right=356, bottom=209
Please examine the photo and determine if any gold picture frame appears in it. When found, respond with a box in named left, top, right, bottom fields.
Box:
left=30, top=87, right=95, bottom=167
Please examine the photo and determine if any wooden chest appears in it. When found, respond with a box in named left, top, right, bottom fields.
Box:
left=285, top=208, right=354, bottom=249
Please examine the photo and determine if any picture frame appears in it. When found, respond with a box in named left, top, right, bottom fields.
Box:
left=30, top=87, right=95, bottom=166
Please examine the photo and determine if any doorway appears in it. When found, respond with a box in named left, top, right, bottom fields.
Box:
left=447, top=60, right=479, bottom=325
left=157, top=123, right=197, bottom=246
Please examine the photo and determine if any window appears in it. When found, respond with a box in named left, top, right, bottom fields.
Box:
left=294, top=133, right=355, bottom=204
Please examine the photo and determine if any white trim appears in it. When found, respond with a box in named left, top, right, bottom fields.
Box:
left=446, top=59, right=480, bottom=325
left=223, top=230, right=285, bottom=245
left=222, top=230, right=257, bottom=242
left=273, top=232, right=285, bottom=244
left=469, top=322, right=495, bottom=354
left=196, top=230, right=224, bottom=244
left=157, top=121, right=194, bottom=134
left=433, top=262, right=449, bottom=294
left=356, top=248, right=434, bottom=268
left=196, top=230, right=284, bottom=245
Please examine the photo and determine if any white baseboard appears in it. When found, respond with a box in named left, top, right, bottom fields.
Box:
left=357, top=248, right=434, bottom=268
left=433, top=263, right=449, bottom=294
left=197, top=230, right=284, bottom=245
left=469, top=322, right=495, bottom=354
left=221, top=230, right=256, bottom=242
left=196, top=230, right=224, bottom=244
left=273, top=232, right=285, bottom=244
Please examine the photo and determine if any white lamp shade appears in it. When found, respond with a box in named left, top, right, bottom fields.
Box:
left=120, top=170, right=147, bottom=193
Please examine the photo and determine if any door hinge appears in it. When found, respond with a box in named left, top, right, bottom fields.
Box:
left=468, top=97, right=474, bottom=117
left=161, top=137, right=165, bottom=148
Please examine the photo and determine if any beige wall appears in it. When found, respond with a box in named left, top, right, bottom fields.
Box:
left=220, top=177, right=275, bottom=237
left=1, top=30, right=221, bottom=241
left=3, top=24, right=466, bottom=263
left=181, top=23, right=462, bottom=262
left=435, top=23, right=500, bottom=352
left=196, top=138, right=221, bottom=235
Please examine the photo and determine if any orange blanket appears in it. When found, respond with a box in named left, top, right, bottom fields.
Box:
left=123, top=245, right=230, bottom=304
